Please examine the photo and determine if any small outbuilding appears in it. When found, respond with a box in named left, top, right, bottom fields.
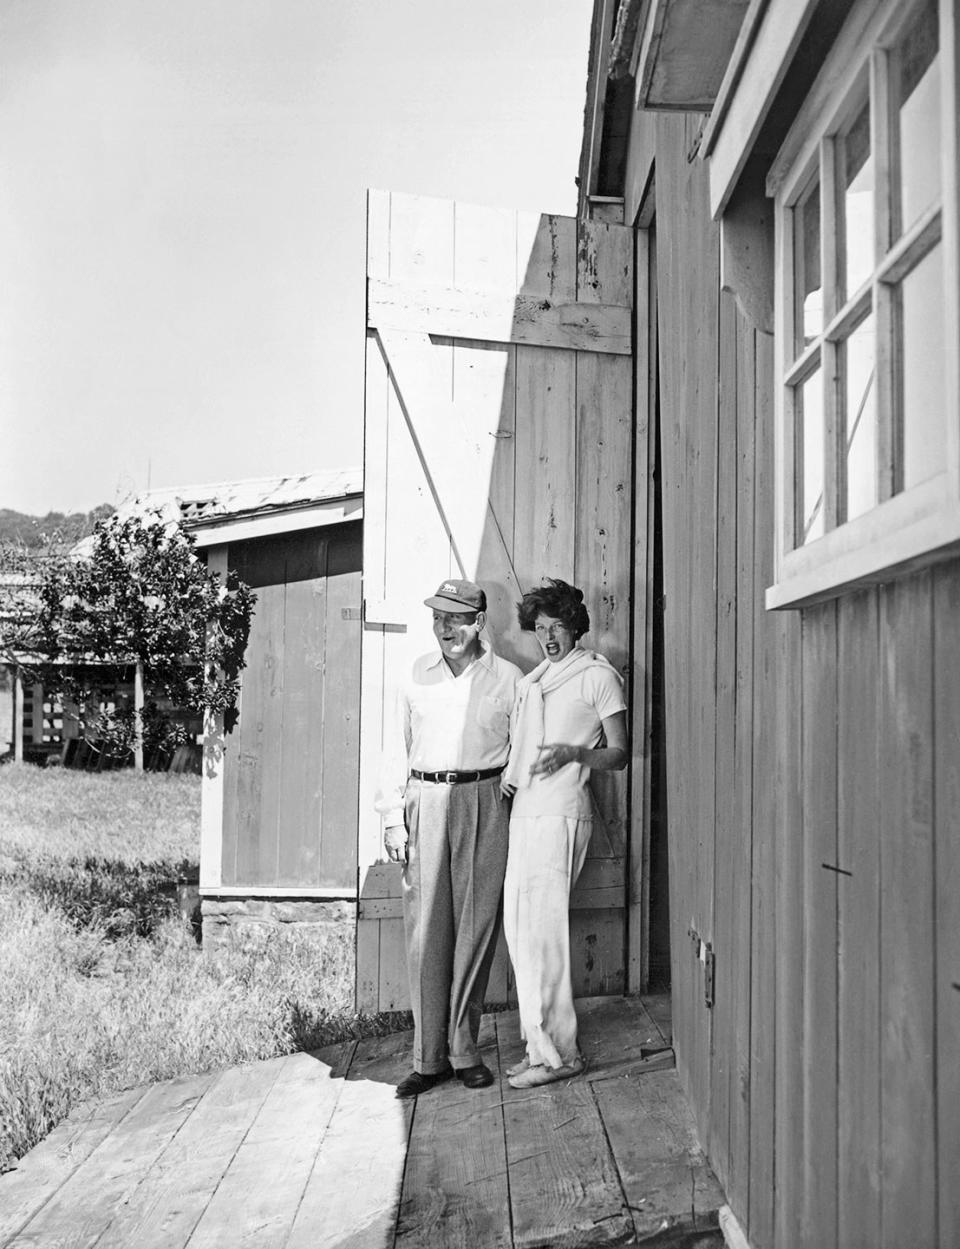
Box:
left=174, top=471, right=364, bottom=942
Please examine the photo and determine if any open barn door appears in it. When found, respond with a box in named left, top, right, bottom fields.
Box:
left=357, top=190, right=637, bottom=1011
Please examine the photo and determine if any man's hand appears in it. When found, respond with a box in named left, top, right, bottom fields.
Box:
left=384, top=825, right=409, bottom=865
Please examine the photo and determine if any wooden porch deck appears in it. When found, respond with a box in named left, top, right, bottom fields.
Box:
left=0, top=996, right=725, bottom=1249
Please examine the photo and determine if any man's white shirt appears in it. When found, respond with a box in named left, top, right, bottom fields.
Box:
left=376, top=642, right=522, bottom=830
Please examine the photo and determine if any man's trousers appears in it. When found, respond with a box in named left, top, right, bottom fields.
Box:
left=402, top=775, right=509, bottom=1074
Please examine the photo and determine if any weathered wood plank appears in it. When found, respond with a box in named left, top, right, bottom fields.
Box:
left=569, top=908, right=627, bottom=998
left=497, top=1017, right=633, bottom=1247
left=453, top=200, right=518, bottom=292
left=641, top=993, right=673, bottom=1048
left=5, top=1071, right=219, bottom=1248
left=630, top=225, right=656, bottom=992
left=933, top=562, right=960, bottom=1249
left=396, top=1016, right=510, bottom=1248
left=747, top=326, right=776, bottom=1249
left=800, top=603, right=839, bottom=1247
left=517, top=213, right=577, bottom=304
left=654, top=114, right=697, bottom=1105
left=594, top=1068, right=725, bottom=1243
left=728, top=307, right=756, bottom=1212
left=451, top=339, right=521, bottom=662
left=319, top=532, right=362, bottom=888
left=357, top=330, right=393, bottom=878
left=837, top=589, right=881, bottom=1249
left=91, top=1060, right=286, bottom=1249
left=285, top=1031, right=413, bottom=1249
left=576, top=995, right=674, bottom=1084
left=656, top=111, right=722, bottom=1146
left=186, top=1046, right=354, bottom=1249
left=773, top=608, right=804, bottom=1248
left=878, top=573, right=936, bottom=1249
left=277, top=537, right=326, bottom=887
left=575, top=348, right=633, bottom=876
left=708, top=288, right=739, bottom=1185
left=0, top=1089, right=147, bottom=1245
left=368, top=278, right=631, bottom=355
left=378, top=915, right=410, bottom=1013
left=513, top=344, right=577, bottom=585
left=231, top=560, right=285, bottom=887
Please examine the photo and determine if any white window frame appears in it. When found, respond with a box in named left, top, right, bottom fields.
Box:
left=765, top=0, right=960, bottom=609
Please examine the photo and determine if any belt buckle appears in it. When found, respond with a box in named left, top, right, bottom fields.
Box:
left=443, top=770, right=458, bottom=784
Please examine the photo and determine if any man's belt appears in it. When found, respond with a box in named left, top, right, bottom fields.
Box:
left=410, top=766, right=504, bottom=784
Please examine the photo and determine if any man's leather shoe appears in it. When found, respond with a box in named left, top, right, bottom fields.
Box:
left=456, top=1063, right=494, bottom=1089
left=395, top=1067, right=453, bottom=1099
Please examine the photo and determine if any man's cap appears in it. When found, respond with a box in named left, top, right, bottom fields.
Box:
left=424, top=578, right=486, bottom=613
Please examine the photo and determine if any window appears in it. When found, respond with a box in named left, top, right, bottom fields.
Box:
left=765, top=0, right=960, bottom=608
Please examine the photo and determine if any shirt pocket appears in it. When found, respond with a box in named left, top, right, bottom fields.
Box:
left=476, top=694, right=508, bottom=734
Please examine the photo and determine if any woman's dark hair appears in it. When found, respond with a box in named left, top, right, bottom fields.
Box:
left=517, top=579, right=590, bottom=640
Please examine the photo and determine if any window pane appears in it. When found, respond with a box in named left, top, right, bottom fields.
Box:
left=901, top=243, right=945, bottom=489
left=798, top=369, right=825, bottom=545
left=841, top=103, right=874, bottom=299
left=843, top=314, right=877, bottom=521
left=898, top=1, right=940, bottom=232
left=793, top=179, right=822, bottom=354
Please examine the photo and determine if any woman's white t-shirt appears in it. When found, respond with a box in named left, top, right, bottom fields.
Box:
left=510, top=664, right=626, bottom=820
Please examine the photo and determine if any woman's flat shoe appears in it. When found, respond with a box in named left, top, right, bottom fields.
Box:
left=507, top=1057, right=584, bottom=1089
left=506, top=1056, right=531, bottom=1077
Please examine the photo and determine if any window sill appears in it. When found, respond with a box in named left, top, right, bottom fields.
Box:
left=766, top=473, right=960, bottom=609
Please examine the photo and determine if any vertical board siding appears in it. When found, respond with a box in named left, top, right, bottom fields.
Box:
left=277, top=538, right=327, bottom=887
left=878, top=573, right=936, bottom=1249
left=222, top=527, right=361, bottom=892
left=932, top=564, right=960, bottom=1249
left=655, top=111, right=721, bottom=1149
left=800, top=603, right=839, bottom=1247
left=710, top=288, right=739, bottom=1184
left=638, top=89, right=958, bottom=1249
left=747, top=327, right=776, bottom=1249
left=321, top=542, right=364, bottom=887
left=729, top=307, right=756, bottom=1212
left=773, top=610, right=804, bottom=1249
left=836, top=589, right=881, bottom=1247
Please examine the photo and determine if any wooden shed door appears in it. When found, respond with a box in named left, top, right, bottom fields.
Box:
left=357, top=190, right=636, bottom=1011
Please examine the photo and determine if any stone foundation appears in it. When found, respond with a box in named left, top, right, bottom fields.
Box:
left=201, top=896, right=356, bottom=949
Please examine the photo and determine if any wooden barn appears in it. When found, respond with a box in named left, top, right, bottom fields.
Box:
left=568, top=1, right=957, bottom=1247
left=105, top=472, right=367, bottom=940
left=356, top=0, right=958, bottom=1243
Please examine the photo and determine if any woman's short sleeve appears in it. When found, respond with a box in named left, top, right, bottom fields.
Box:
left=583, top=665, right=627, bottom=721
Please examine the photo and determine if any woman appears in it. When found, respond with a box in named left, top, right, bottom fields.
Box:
left=500, top=579, right=627, bottom=1088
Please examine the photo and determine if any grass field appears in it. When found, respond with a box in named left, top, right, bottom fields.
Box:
left=0, top=764, right=404, bottom=1174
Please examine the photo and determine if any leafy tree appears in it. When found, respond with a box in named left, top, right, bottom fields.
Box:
left=1, top=510, right=255, bottom=757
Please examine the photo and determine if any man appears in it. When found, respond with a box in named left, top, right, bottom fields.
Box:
left=377, top=578, right=521, bottom=1098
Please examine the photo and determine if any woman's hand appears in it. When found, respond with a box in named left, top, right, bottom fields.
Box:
left=500, top=779, right=517, bottom=798
left=530, top=743, right=582, bottom=776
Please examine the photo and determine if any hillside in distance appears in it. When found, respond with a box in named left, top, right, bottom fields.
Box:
left=0, top=504, right=114, bottom=551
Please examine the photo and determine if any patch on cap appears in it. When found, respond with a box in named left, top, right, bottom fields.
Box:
left=423, top=578, right=487, bottom=613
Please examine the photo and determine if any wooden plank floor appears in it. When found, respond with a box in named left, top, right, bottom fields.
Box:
left=1, top=996, right=726, bottom=1249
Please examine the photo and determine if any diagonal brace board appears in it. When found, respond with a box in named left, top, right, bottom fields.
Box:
left=375, top=327, right=524, bottom=602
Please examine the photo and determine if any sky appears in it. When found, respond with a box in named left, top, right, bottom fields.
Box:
left=0, top=0, right=592, bottom=516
